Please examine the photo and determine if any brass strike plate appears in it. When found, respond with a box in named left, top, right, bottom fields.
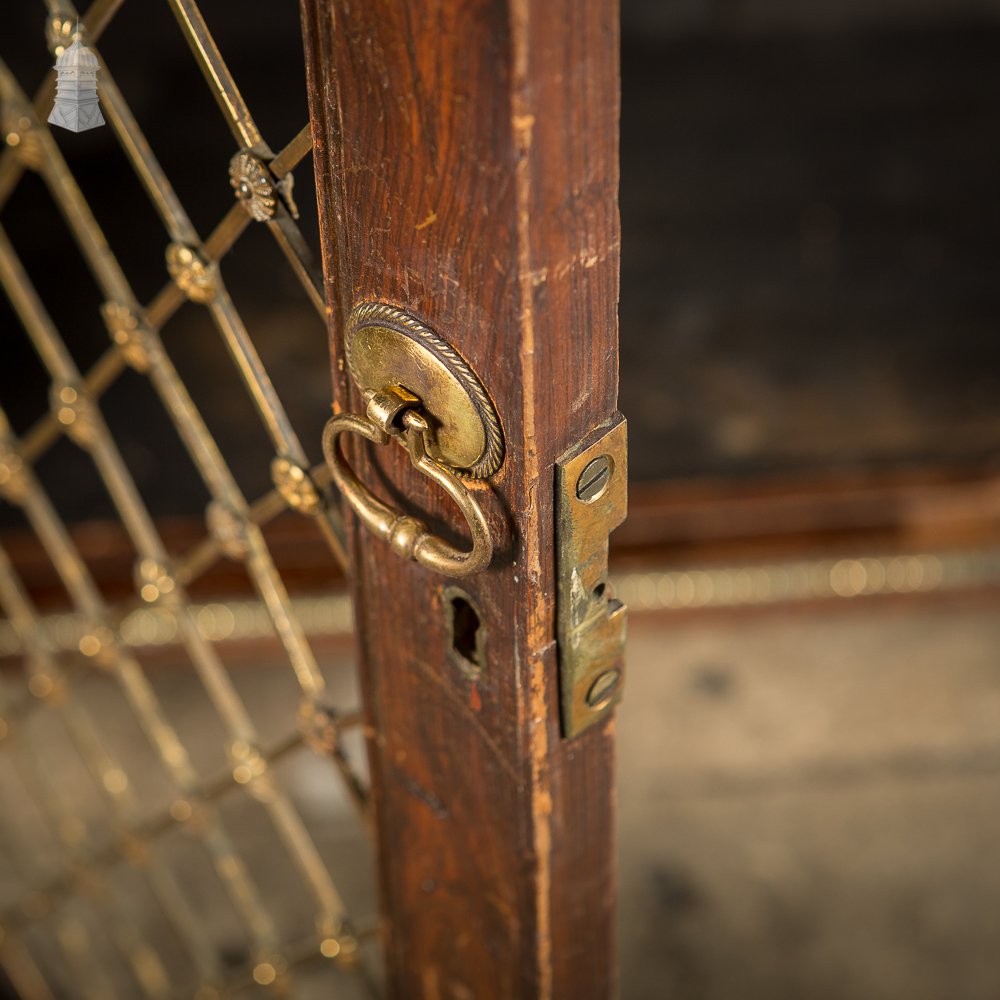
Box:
left=555, top=418, right=628, bottom=738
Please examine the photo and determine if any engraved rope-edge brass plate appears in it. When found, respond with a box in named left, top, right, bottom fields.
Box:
left=345, top=302, right=504, bottom=480
left=325, top=304, right=504, bottom=578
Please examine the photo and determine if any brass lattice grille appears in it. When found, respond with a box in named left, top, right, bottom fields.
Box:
left=0, top=2, right=377, bottom=997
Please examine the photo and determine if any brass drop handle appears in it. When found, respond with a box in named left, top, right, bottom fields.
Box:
left=322, top=386, right=493, bottom=578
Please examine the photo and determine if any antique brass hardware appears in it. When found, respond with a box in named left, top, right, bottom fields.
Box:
left=556, top=418, right=628, bottom=738
left=0, top=4, right=372, bottom=992
left=322, top=386, right=494, bottom=578
left=229, top=149, right=299, bottom=222
left=321, top=304, right=502, bottom=577
left=345, top=302, right=504, bottom=479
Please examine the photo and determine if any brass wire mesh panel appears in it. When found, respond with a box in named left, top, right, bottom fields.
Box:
left=0, top=1, right=378, bottom=996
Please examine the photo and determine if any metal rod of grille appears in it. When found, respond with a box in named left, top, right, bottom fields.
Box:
left=0, top=2, right=376, bottom=996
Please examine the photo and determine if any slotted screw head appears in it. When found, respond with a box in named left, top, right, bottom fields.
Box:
left=586, top=668, right=622, bottom=710
left=576, top=455, right=612, bottom=503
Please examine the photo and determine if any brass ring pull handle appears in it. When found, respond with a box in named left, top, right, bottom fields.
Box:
left=322, top=386, right=493, bottom=578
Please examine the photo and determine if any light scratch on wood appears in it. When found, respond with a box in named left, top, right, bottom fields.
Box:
left=510, top=1, right=553, bottom=997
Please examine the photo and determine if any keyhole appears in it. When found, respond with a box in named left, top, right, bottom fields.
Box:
left=446, top=588, right=486, bottom=677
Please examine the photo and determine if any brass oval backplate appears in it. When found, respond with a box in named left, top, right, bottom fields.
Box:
left=345, top=303, right=504, bottom=479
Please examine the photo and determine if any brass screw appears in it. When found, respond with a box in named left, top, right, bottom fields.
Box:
left=586, top=668, right=621, bottom=710
left=576, top=455, right=612, bottom=503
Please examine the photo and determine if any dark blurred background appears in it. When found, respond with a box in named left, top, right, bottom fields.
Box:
left=4, top=0, right=999, bottom=520
left=2, top=2, right=1000, bottom=998
left=621, top=0, right=1000, bottom=482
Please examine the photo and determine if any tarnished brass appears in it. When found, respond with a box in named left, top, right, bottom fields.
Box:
left=556, top=418, right=628, bottom=738
left=50, top=382, right=97, bottom=447
left=0, top=2, right=372, bottom=992
left=1, top=108, right=42, bottom=171
left=323, top=386, right=494, bottom=578
left=298, top=700, right=342, bottom=756
left=271, top=455, right=324, bottom=515
left=229, top=149, right=279, bottom=220
left=45, top=14, right=75, bottom=57
left=135, top=556, right=178, bottom=605
left=345, top=302, right=504, bottom=479
left=229, top=149, right=298, bottom=222
left=0, top=414, right=27, bottom=504
left=102, top=301, right=154, bottom=372
left=329, top=305, right=500, bottom=575
left=205, top=499, right=250, bottom=559
left=165, top=242, right=216, bottom=303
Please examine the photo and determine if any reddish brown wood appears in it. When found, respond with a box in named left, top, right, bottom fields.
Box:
left=4, top=460, right=996, bottom=614
left=617, top=465, right=1000, bottom=564
left=300, top=1, right=620, bottom=996
left=0, top=515, right=346, bottom=609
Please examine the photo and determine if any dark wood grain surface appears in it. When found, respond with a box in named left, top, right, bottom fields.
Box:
left=300, top=1, right=620, bottom=996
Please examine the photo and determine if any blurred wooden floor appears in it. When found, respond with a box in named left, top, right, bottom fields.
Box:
left=619, top=602, right=1000, bottom=1000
